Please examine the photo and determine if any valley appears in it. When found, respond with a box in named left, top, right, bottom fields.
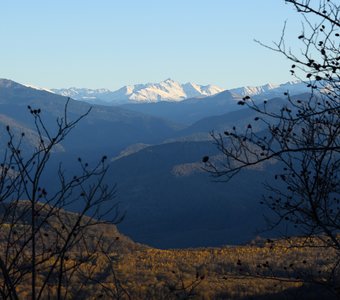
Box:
left=0, top=78, right=294, bottom=248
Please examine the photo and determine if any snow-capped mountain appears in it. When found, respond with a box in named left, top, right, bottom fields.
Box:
left=229, top=81, right=309, bottom=98
left=49, top=79, right=311, bottom=106
left=51, top=87, right=113, bottom=103
left=52, top=79, right=224, bottom=105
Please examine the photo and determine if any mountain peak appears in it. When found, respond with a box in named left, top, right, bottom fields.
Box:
left=163, top=78, right=176, bottom=83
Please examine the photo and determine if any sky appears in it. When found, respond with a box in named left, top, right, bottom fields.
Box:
left=0, top=0, right=305, bottom=90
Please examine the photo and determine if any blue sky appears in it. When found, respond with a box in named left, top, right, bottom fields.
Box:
left=1, top=0, right=304, bottom=90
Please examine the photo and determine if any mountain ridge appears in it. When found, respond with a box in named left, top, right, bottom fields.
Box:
left=52, top=78, right=224, bottom=104
left=229, top=80, right=308, bottom=98
left=50, top=79, right=309, bottom=105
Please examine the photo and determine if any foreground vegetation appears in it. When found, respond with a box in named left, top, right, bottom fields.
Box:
left=0, top=204, right=337, bottom=299
left=111, top=238, right=339, bottom=299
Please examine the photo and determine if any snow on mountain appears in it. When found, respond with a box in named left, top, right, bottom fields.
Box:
left=229, top=81, right=309, bottom=98
left=0, top=80, right=55, bottom=94
left=51, top=87, right=113, bottom=102
left=182, top=82, right=223, bottom=99
left=51, top=79, right=224, bottom=105
left=22, top=83, right=55, bottom=94
left=23, top=79, right=311, bottom=106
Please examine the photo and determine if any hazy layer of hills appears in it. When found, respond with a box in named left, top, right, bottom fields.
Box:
left=0, top=79, right=177, bottom=156
left=121, top=90, right=243, bottom=125
left=0, top=78, right=308, bottom=248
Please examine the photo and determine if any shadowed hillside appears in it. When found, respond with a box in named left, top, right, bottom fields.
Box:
left=108, top=140, right=281, bottom=248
